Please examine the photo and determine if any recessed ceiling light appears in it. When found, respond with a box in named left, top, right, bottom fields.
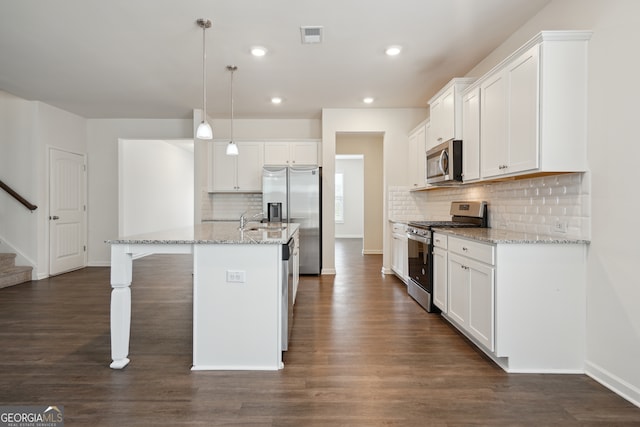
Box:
left=251, top=46, right=268, bottom=57
left=385, top=45, right=402, bottom=56
left=271, top=97, right=283, bottom=104
left=363, top=97, right=374, bottom=104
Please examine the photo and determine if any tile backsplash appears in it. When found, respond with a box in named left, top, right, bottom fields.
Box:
left=389, top=173, right=590, bottom=239
left=202, top=191, right=263, bottom=221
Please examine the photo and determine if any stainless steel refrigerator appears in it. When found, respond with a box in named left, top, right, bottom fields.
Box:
left=263, top=166, right=321, bottom=275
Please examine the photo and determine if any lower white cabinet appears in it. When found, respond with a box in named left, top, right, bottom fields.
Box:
left=440, top=233, right=586, bottom=373
left=292, top=231, right=300, bottom=303
left=391, top=223, right=408, bottom=283
left=432, top=233, right=448, bottom=312
left=448, top=252, right=495, bottom=351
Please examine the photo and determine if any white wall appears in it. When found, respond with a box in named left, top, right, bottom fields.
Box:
left=86, top=119, right=193, bottom=265
left=445, top=0, right=640, bottom=406
left=321, top=108, right=429, bottom=274
left=118, top=139, right=194, bottom=236
left=0, top=91, right=87, bottom=278
left=335, top=157, right=364, bottom=238
left=0, top=91, right=39, bottom=273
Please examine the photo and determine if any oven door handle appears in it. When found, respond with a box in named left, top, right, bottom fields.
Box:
left=407, top=233, right=429, bottom=244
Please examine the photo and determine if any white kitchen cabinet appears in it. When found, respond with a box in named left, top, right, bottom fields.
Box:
left=264, top=141, right=318, bottom=166
left=440, top=231, right=587, bottom=373
left=479, top=31, right=591, bottom=179
left=428, top=78, right=475, bottom=150
left=408, top=120, right=428, bottom=190
left=209, top=141, right=264, bottom=192
left=447, top=235, right=495, bottom=351
left=432, top=232, right=448, bottom=312
left=391, top=222, right=408, bottom=284
left=480, top=71, right=508, bottom=178
left=448, top=237, right=496, bottom=351
left=461, top=85, right=481, bottom=182
left=448, top=252, right=495, bottom=351
left=292, top=230, right=300, bottom=303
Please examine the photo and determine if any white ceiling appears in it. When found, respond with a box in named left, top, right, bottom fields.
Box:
left=0, top=0, right=550, bottom=120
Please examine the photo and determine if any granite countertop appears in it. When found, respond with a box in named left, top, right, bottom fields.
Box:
left=106, top=222, right=299, bottom=245
left=433, top=227, right=590, bottom=244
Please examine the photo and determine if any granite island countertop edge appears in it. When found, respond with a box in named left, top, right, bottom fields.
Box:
left=106, top=222, right=300, bottom=245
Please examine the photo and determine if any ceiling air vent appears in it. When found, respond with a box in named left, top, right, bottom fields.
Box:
left=300, top=26, right=323, bottom=44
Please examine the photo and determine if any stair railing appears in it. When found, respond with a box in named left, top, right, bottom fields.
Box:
left=0, top=179, right=37, bottom=211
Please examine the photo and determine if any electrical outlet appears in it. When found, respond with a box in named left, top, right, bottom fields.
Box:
left=553, top=221, right=568, bottom=233
left=226, top=270, right=246, bottom=283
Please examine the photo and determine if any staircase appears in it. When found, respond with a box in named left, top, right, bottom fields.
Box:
left=0, top=253, right=32, bottom=289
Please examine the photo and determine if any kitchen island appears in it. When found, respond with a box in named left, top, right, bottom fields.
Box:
left=106, top=221, right=299, bottom=371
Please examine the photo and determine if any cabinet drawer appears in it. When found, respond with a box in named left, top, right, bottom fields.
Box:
left=433, top=232, right=447, bottom=249
left=392, top=223, right=407, bottom=234
left=449, top=236, right=494, bottom=265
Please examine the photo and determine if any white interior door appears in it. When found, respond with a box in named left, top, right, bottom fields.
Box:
left=49, top=148, right=86, bottom=275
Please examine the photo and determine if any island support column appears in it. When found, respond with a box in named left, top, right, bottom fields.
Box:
left=110, top=245, right=133, bottom=369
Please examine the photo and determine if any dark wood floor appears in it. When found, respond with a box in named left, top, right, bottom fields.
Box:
left=1, top=238, right=639, bottom=426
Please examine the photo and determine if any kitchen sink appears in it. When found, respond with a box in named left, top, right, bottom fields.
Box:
left=244, top=224, right=288, bottom=232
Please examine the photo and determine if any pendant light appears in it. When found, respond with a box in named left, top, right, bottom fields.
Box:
left=226, top=65, right=239, bottom=156
left=196, top=18, right=213, bottom=140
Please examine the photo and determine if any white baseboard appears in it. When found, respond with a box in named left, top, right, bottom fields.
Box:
left=585, top=360, right=640, bottom=408
left=362, top=249, right=382, bottom=255
left=88, top=261, right=110, bottom=267
left=321, top=268, right=336, bottom=275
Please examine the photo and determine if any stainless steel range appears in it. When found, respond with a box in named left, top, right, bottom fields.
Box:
left=407, top=201, right=488, bottom=313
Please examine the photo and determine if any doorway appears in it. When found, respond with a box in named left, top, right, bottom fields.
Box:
left=118, top=139, right=194, bottom=237
left=335, top=132, right=384, bottom=257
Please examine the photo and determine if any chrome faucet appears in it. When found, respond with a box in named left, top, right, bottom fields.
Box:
left=239, top=211, right=264, bottom=230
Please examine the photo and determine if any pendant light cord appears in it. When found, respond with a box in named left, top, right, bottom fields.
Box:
left=202, top=23, right=207, bottom=120
left=228, top=65, right=238, bottom=143
left=197, top=19, right=211, bottom=124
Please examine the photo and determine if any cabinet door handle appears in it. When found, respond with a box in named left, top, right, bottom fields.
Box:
left=50, top=215, right=59, bottom=220
left=462, top=247, right=468, bottom=252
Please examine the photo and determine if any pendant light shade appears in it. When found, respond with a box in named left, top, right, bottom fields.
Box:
left=196, top=121, right=213, bottom=139
left=226, top=65, right=239, bottom=156
left=226, top=140, right=239, bottom=155
left=196, top=18, right=213, bottom=140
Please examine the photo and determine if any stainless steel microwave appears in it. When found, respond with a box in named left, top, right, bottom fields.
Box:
left=426, top=139, right=463, bottom=184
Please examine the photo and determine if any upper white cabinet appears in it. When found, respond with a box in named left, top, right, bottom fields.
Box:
left=479, top=31, right=591, bottom=179
left=461, top=86, right=481, bottom=182
left=209, top=141, right=264, bottom=192
left=428, top=78, right=475, bottom=150
left=264, top=141, right=318, bottom=166
left=408, top=120, right=428, bottom=190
